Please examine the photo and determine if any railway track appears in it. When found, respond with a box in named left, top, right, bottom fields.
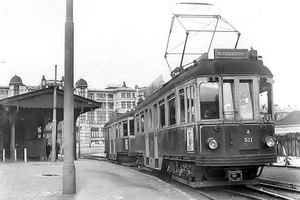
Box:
left=86, top=156, right=300, bottom=200
left=222, top=180, right=300, bottom=200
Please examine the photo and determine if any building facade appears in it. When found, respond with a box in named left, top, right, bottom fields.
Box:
left=1, top=75, right=145, bottom=155
left=74, top=80, right=144, bottom=154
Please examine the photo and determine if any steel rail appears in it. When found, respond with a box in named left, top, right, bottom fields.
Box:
left=246, top=185, right=296, bottom=200
left=222, top=188, right=266, bottom=200
left=258, top=178, right=300, bottom=192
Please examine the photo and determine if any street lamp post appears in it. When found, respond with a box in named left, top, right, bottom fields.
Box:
left=51, top=65, right=57, bottom=162
left=62, top=0, right=76, bottom=194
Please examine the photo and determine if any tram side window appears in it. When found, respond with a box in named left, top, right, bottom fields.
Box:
left=123, top=121, right=128, bottom=136
left=186, top=86, right=195, bottom=122
left=149, top=108, right=153, bottom=129
left=153, top=104, right=158, bottom=128
left=259, top=81, right=272, bottom=118
left=115, top=125, right=118, bottom=138
left=223, top=80, right=235, bottom=119
left=167, top=93, right=176, bottom=125
left=136, top=115, right=140, bottom=133
left=179, top=89, right=185, bottom=123
left=129, top=119, right=134, bottom=135
left=159, top=100, right=166, bottom=127
left=141, top=112, right=145, bottom=132
left=238, top=80, right=254, bottom=120
left=200, top=83, right=219, bottom=119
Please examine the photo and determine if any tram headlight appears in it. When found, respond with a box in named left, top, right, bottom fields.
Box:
left=265, top=136, right=276, bottom=148
left=206, top=138, right=219, bottom=150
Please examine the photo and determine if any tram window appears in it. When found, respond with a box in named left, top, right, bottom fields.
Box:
left=118, top=123, right=122, bottom=137
left=129, top=119, right=134, bottom=135
left=179, top=89, right=185, bottom=123
left=159, top=100, right=166, bottom=127
left=200, top=83, right=219, bottom=119
left=149, top=108, right=153, bottom=129
left=259, top=82, right=272, bottom=118
left=223, top=81, right=235, bottom=119
left=115, top=125, right=118, bottom=138
left=153, top=104, right=158, bottom=128
left=186, top=86, right=195, bottom=122
left=168, top=93, right=176, bottom=125
left=141, top=112, right=145, bottom=132
left=136, top=115, right=140, bottom=133
left=123, top=121, right=128, bottom=136
left=238, top=80, right=254, bottom=120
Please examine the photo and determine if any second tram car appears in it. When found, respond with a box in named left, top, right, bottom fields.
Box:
left=104, top=48, right=277, bottom=187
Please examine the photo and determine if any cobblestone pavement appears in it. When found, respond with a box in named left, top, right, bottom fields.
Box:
left=0, top=159, right=196, bottom=200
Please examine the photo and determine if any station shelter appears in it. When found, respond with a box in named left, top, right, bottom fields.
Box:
left=0, top=87, right=102, bottom=161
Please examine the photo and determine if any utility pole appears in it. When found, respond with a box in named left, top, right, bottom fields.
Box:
left=51, top=65, right=57, bottom=162
left=62, top=0, right=76, bottom=194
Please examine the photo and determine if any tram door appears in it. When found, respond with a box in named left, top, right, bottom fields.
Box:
left=146, top=107, right=159, bottom=169
left=109, top=126, right=116, bottom=160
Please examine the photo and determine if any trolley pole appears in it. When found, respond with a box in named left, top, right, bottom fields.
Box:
left=62, top=0, right=76, bottom=194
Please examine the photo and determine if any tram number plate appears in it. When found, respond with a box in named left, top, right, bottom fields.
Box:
left=244, top=137, right=253, bottom=143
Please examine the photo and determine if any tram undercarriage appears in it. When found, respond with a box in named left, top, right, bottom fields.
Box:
left=163, top=160, right=263, bottom=187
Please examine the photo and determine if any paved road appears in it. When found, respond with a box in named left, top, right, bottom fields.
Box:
left=0, top=159, right=196, bottom=200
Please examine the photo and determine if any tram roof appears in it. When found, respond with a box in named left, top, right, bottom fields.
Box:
left=136, top=58, right=272, bottom=110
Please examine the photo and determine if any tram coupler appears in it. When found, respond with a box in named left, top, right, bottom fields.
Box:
left=228, top=170, right=243, bottom=182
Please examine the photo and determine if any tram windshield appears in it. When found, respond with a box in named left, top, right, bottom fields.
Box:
left=223, top=79, right=254, bottom=120
left=200, top=82, right=220, bottom=119
left=259, top=80, right=272, bottom=119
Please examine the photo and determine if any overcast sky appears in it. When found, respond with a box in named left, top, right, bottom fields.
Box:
left=0, top=0, right=299, bottom=107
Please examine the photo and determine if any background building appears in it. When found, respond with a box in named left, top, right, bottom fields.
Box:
left=74, top=79, right=144, bottom=154
left=0, top=75, right=146, bottom=155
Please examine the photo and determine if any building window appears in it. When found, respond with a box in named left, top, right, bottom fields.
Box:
left=96, top=110, right=106, bottom=124
left=87, top=92, right=94, bottom=100
left=78, top=88, right=85, bottom=97
left=127, top=101, right=131, bottom=109
left=121, top=93, right=126, bottom=98
left=121, top=101, right=126, bottom=109
left=132, top=93, right=135, bottom=98
left=127, top=93, right=131, bottom=98
left=87, top=111, right=95, bottom=122
left=80, top=113, right=85, bottom=122
left=14, top=85, right=19, bottom=95
left=108, top=94, right=113, bottom=99
left=97, top=93, right=105, bottom=100
left=91, top=128, right=100, bottom=138
left=108, top=102, right=114, bottom=109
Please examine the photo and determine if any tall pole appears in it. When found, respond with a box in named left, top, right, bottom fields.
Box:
left=51, top=65, right=57, bottom=162
left=62, top=0, right=76, bottom=194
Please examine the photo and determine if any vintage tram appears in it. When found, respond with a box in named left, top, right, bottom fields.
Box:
left=104, top=48, right=277, bottom=187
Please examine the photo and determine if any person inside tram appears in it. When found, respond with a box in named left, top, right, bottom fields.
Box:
left=203, top=104, right=218, bottom=119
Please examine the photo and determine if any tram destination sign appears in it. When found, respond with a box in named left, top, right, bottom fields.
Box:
left=214, top=49, right=248, bottom=59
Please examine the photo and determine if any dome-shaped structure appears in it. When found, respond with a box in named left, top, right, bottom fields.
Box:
left=75, top=78, right=88, bottom=88
left=9, top=75, right=23, bottom=86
